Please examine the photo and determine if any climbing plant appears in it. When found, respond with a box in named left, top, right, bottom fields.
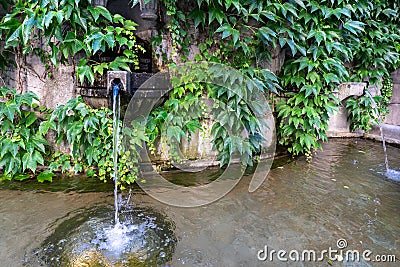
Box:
left=156, top=0, right=400, bottom=157
left=0, top=86, right=54, bottom=182
left=1, top=0, right=400, bottom=182
left=46, top=96, right=148, bottom=184
left=149, top=0, right=282, bottom=166
left=381, top=75, right=393, bottom=108
left=0, top=91, right=147, bottom=183
left=346, top=92, right=387, bottom=132
left=0, top=0, right=142, bottom=85
left=146, top=62, right=278, bottom=167
left=346, top=1, right=400, bottom=84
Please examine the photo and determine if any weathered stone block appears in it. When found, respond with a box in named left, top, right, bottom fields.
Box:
left=390, top=84, right=400, bottom=104
left=384, top=104, right=400, bottom=126
left=366, top=124, right=400, bottom=145
left=334, top=82, right=366, bottom=101
left=327, top=106, right=350, bottom=133
left=328, top=82, right=367, bottom=137
left=391, top=69, right=400, bottom=84
left=41, top=65, right=76, bottom=109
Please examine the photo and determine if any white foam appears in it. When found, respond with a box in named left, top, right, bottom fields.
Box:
left=386, top=169, right=400, bottom=182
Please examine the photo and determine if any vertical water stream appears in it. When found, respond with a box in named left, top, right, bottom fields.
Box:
left=112, top=83, right=121, bottom=225
left=365, top=91, right=390, bottom=172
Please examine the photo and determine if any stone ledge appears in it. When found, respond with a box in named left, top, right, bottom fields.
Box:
left=333, top=82, right=366, bottom=101
left=364, top=124, right=400, bottom=145
left=384, top=104, right=400, bottom=126
left=327, top=131, right=364, bottom=138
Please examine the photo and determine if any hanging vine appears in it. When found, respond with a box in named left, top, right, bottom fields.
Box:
left=156, top=0, right=400, bottom=156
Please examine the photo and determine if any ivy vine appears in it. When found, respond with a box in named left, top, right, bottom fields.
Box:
left=156, top=0, right=400, bottom=156
left=0, top=0, right=142, bottom=86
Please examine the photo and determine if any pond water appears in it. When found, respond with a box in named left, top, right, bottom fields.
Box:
left=0, top=139, right=399, bottom=266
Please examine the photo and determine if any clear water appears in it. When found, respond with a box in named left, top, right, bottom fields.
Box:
left=365, top=91, right=390, bottom=173
left=112, top=84, right=121, bottom=224
left=36, top=206, right=176, bottom=266
left=0, top=139, right=399, bottom=266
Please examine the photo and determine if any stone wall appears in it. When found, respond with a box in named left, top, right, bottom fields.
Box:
left=364, top=69, right=400, bottom=144
left=0, top=55, right=77, bottom=109
left=326, top=71, right=400, bottom=144
left=386, top=69, right=400, bottom=126
left=327, top=82, right=366, bottom=137
left=2, top=0, right=399, bottom=162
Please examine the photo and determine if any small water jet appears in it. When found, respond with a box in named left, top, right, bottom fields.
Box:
left=365, top=90, right=400, bottom=181
left=23, top=71, right=178, bottom=266
left=112, top=79, right=122, bottom=225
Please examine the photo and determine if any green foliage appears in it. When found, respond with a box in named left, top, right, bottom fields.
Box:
left=271, top=0, right=358, bottom=155
left=0, top=1, right=148, bottom=183
left=2, top=0, right=399, bottom=183
left=346, top=92, right=387, bottom=132
left=159, top=0, right=400, bottom=156
left=0, top=91, right=147, bottom=183
left=146, top=83, right=204, bottom=163
left=155, top=0, right=282, bottom=165
left=0, top=86, right=50, bottom=181
left=48, top=96, right=147, bottom=184
left=146, top=62, right=279, bottom=167
left=381, top=75, right=393, bottom=108
left=0, top=0, right=142, bottom=83
left=347, top=1, right=400, bottom=84
left=346, top=75, right=393, bottom=134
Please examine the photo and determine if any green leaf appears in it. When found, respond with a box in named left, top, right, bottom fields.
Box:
left=33, top=150, right=44, bottom=166
left=1, top=139, right=11, bottom=158
left=259, top=27, right=276, bottom=43
left=87, top=169, right=95, bottom=177
left=67, top=121, right=83, bottom=144
left=338, top=8, right=351, bottom=18
left=55, top=10, right=64, bottom=24
left=167, top=126, right=183, bottom=142
left=260, top=10, right=276, bottom=21
left=83, top=115, right=99, bottom=131
left=50, top=44, right=59, bottom=66
left=37, top=170, right=55, bottom=183
left=75, top=102, right=89, bottom=117
left=88, top=6, right=100, bottom=22
left=232, top=29, right=240, bottom=45
left=103, top=33, right=115, bottom=49
left=24, top=112, right=37, bottom=127
left=189, top=9, right=206, bottom=28
left=6, top=25, right=21, bottom=47
left=4, top=100, right=18, bottom=121
left=292, top=0, right=305, bottom=9
left=343, top=21, right=365, bottom=35
left=21, top=16, right=36, bottom=45
left=208, top=8, right=225, bottom=25
left=14, top=174, right=30, bottom=181
left=43, top=11, right=54, bottom=27
left=287, top=39, right=297, bottom=56
left=39, top=120, right=56, bottom=135
left=323, top=73, right=340, bottom=84
left=77, top=59, right=95, bottom=84
left=216, top=24, right=232, bottom=39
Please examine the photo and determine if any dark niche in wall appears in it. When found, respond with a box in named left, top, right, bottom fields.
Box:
left=79, top=0, right=160, bottom=108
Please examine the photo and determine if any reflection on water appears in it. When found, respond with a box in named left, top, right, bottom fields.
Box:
left=0, top=138, right=399, bottom=266
left=139, top=139, right=400, bottom=266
